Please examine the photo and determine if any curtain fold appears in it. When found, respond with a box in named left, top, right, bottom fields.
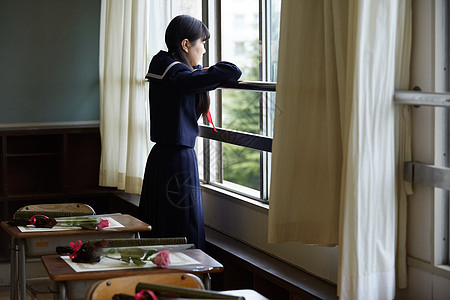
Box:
left=99, top=0, right=150, bottom=194
left=338, top=0, right=399, bottom=297
left=268, top=0, right=342, bottom=247
left=269, top=0, right=411, bottom=298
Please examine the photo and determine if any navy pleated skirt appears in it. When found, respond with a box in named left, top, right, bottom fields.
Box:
left=138, top=144, right=205, bottom=249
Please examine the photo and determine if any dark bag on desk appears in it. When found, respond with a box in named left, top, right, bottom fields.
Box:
left=112, top=294, right=136, bottom=300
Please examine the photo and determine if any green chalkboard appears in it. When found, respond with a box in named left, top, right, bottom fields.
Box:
left=0, top=0, right=101, bottom=124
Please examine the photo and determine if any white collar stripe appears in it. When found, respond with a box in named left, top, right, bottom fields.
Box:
left=147, top=61, right=180, bottom=80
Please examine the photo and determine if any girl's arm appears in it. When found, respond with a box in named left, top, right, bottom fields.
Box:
left=170, top=62, right=242, bottom=94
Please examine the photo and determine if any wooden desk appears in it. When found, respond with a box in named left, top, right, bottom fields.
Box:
left=220, top=289, right=269, bottom=300
left=41, top=249, right=224, bottom=300
left=0, top=214, right=152, bottom=300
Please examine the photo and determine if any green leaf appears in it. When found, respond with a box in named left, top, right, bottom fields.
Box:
left=78, top=220, right=98, bottom=230
left=106, top=248, right=159, bottom=266
left=64, top=217, right=100, bottom=230
left=143, top=249, right=158, bottom=261
left=119, top=254, right=131, bottom=263
left=119, top=248, right=146, bottom=258
left=131, top=257, right=146, bottom=266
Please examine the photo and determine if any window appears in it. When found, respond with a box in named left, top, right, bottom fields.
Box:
left=197, top=0, right=281, bottom=202
left=396, top=0, right=450, bottom=278
left=154, top=0, right=280, bottom=203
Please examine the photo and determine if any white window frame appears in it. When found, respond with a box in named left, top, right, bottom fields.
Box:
left=396, top=0, right=450, bottom=279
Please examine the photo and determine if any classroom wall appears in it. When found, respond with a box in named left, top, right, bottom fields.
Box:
left=0, top=0, right=101, bottom=124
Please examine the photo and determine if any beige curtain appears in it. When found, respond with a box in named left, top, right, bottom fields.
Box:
left=268, top=0, right=342, bottom=247
left=269, top=0, right=411, bottom=298
left=99, top=0, right=150, bottom=194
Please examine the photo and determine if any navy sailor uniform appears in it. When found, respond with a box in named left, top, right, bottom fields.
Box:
left=139, top=50, right=242, bottom=249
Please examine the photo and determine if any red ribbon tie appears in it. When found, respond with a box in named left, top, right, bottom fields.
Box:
left=206, top=110, right=217, bottom=132
left=69, top=240, right=82, bottom=259
left=135, top=290, right=158, bottom=300
left=30, top=214, right=49, bottom=225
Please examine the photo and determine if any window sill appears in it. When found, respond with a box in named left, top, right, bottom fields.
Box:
left=200, top=183, right=269, bottom=213
left=109, top=185, right=269, bottom=214
left=407, top=257, right=450, bottom=280
left=205, top=226, right=337, bottom=299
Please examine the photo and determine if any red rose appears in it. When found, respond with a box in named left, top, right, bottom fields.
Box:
left=153, top=250, right=170, bottom=268
left=97, top=219, right=109, bottom=229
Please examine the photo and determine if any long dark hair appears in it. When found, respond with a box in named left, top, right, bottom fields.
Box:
left=165, top=15, right=211, bottom=116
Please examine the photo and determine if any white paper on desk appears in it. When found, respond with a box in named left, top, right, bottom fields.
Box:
left=62, top=251, right=200, bottom=272
left=17, top=217, right=124, bottom=232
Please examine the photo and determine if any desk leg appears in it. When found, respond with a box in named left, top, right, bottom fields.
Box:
left=203, top=273, right=211, bottom=290
left=9, top=237, right=17, bottom=300
left=17, top=239, right=26, bottom=300
left=58, top=282, right=66, bottom=300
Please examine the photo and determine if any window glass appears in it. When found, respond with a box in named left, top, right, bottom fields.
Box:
left=268, top=0, right=281, bottom=138
left=171, top=0, right=201, bottom=19
left=219, top=0, right=260, bottom=191
left=221, top=0, right=259, bottom=81
left=221, top=0, right=260, bottom=133
left=223, top=143, right=260, bottom=191
left=222, top=90, right=260, bottom=134
left=269, top=0, right=281, bottom=82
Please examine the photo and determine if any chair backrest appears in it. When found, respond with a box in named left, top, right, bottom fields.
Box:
left=13, top=203, right=95, bottom=219
left=135, top=282, right=245, bottom=299
left=86, top=273, right=205, bottom=300
left=88, top=237, right=188, bottom=248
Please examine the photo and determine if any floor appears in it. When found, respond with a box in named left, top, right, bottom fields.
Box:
left=0, top=286, right=54, bottom=300
left=0, top=286, right=9, bottom=300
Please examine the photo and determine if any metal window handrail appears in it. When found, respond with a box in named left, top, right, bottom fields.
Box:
left=145, top=76, right=276, bottom=151
left=145, top=73, right=277, bottom=93
left=219, top=81, right=276, bottom=92
left=394, top=90, right=450, bottom=107
left=198, top=87, right=450, bottom=189
left=146, top=77, right=450, bottom=106
left=404, top=162, right=450, bottom=190
left=199, top=124, right=272, bottom=152
left=200, top=80, right=276, bottom=152
left=396, top=89, right=450, bottom=191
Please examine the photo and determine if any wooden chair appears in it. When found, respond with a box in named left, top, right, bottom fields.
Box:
left=89, top=237, right=188, bottom=247
left=14, top=202, right=96, bottom=219
left=86, top=273, right=205, bottom=300
left=13, top=203, right=96, bottom=300
left=135, top=282, right=245, bottom=299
